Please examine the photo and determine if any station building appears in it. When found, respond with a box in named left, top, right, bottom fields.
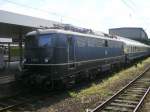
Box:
left=109, top=27, right=149, bottom=44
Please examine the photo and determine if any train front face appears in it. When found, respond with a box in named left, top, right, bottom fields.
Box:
left=22, top=31, right=55, bottom=87
left=24, top=33, right=54, bottom=65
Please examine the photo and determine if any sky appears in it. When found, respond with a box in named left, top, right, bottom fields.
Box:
left=0, top=0, right=150, bottom=37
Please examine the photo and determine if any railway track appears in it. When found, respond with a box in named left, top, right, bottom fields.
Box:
left=0, top=66, right=149, bottom=112
left=87, top=66, right=150, bottom=112
left=0, top=89, right=59, bottom=112
left=0, top=75, right=15, bottom=84
left=0, top=88, right=39, bottom=112
left=0, top=95, right=32, bottom=112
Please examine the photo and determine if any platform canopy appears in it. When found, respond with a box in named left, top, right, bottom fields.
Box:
left=0, top=10, right=60, bottom=63
left=0, top=10, right=59, bottom=41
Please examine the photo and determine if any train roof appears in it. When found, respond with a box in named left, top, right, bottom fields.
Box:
left=117, top=36, right=150, bottom=47
left=26, top=29, right=150, bottom=48
left=26, top=29, right=122, bottom=42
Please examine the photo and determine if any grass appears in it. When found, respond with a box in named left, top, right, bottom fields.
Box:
left=10, top=46, right=24, bottom=57
left=68, top=57, right=150, bottom=104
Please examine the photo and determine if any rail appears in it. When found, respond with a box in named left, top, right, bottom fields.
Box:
left=87, top=65, right=150, bottom=112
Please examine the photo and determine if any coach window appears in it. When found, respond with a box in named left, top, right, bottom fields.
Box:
left=97, top=40, right=104, bottom=47
left=105, top=40, right=108, bottom=47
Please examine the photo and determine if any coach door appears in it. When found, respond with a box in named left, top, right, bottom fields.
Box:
left=67, top=36, right=75, bottom=69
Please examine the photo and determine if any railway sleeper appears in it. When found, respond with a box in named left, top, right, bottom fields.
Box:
left=118, top=96, right=140, bottom=101
left=117, top=95, right=141, bottom=101
left=110, top=102, right=136, bottom=108
left=131, top=83, right=147, bottom=86
left=136, top=80, right=150, bottom=83
left=104, top=106, right=133, bottom=112
left=132, top=83, right=150, bottom=87
left=0, top=103, right=7, bottom=107
left=120, top=94, right=143, bottom=98
left=131, top=86, right=147, bottom=89
left=114, top=99, right=139, bottom=105
left=130, top=87, right=147, bottom=90
left=125, top=90, right=145, bottom=93
left=0, top=100, right=17, bottom=106
left=139, top=78, right=150, bottom=81
left=125, top=93, right=145, bottom=96
left=124, top=91, right=145, bottom=95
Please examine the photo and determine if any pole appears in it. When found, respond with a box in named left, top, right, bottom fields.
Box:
left=19, top=29, right=23, bottom=66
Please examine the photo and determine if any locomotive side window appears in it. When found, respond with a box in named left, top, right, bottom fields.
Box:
left=25, top=35, right=37, bottom=48
left=77, top=36, right=87, bottom=47
left=96, top=39, right=105, bottom=47
left=108, top=40, right=118, bottom=48
left=105, top=40, right=108, bottom=47
left=88, top=38, right=96, bottom=47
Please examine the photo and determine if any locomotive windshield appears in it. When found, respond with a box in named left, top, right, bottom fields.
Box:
left=25, top=34, right=53, bottom=48
left=39, top=35, right=52, bottom=47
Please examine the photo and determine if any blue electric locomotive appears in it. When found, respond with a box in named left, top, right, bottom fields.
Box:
left=21, top=25, right=150, bottom=89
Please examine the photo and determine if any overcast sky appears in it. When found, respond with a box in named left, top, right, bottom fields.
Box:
left=0, top=0, right=150, bottom=37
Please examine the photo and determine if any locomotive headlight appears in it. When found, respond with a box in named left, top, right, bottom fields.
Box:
left=44, top=58, right=49, bottom=63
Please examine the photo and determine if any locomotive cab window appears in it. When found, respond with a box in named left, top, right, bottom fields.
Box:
left=39, top=35, right=52, bottom=47
left=25, top=34, right=54, bottom=48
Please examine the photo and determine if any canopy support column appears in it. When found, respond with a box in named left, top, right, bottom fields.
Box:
left=19, top=29, right=23, bottom=66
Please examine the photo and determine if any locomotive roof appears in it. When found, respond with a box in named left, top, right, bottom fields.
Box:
left=26, top=29, right=121, bottom=42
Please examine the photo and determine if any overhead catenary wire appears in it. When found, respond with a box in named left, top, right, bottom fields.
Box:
left=128, top=0, right=136, bottom=7
left=121, top=0, right=135, bottom=12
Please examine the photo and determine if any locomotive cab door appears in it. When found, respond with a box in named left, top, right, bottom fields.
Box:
left=67, top=36, right=76, bottom=69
